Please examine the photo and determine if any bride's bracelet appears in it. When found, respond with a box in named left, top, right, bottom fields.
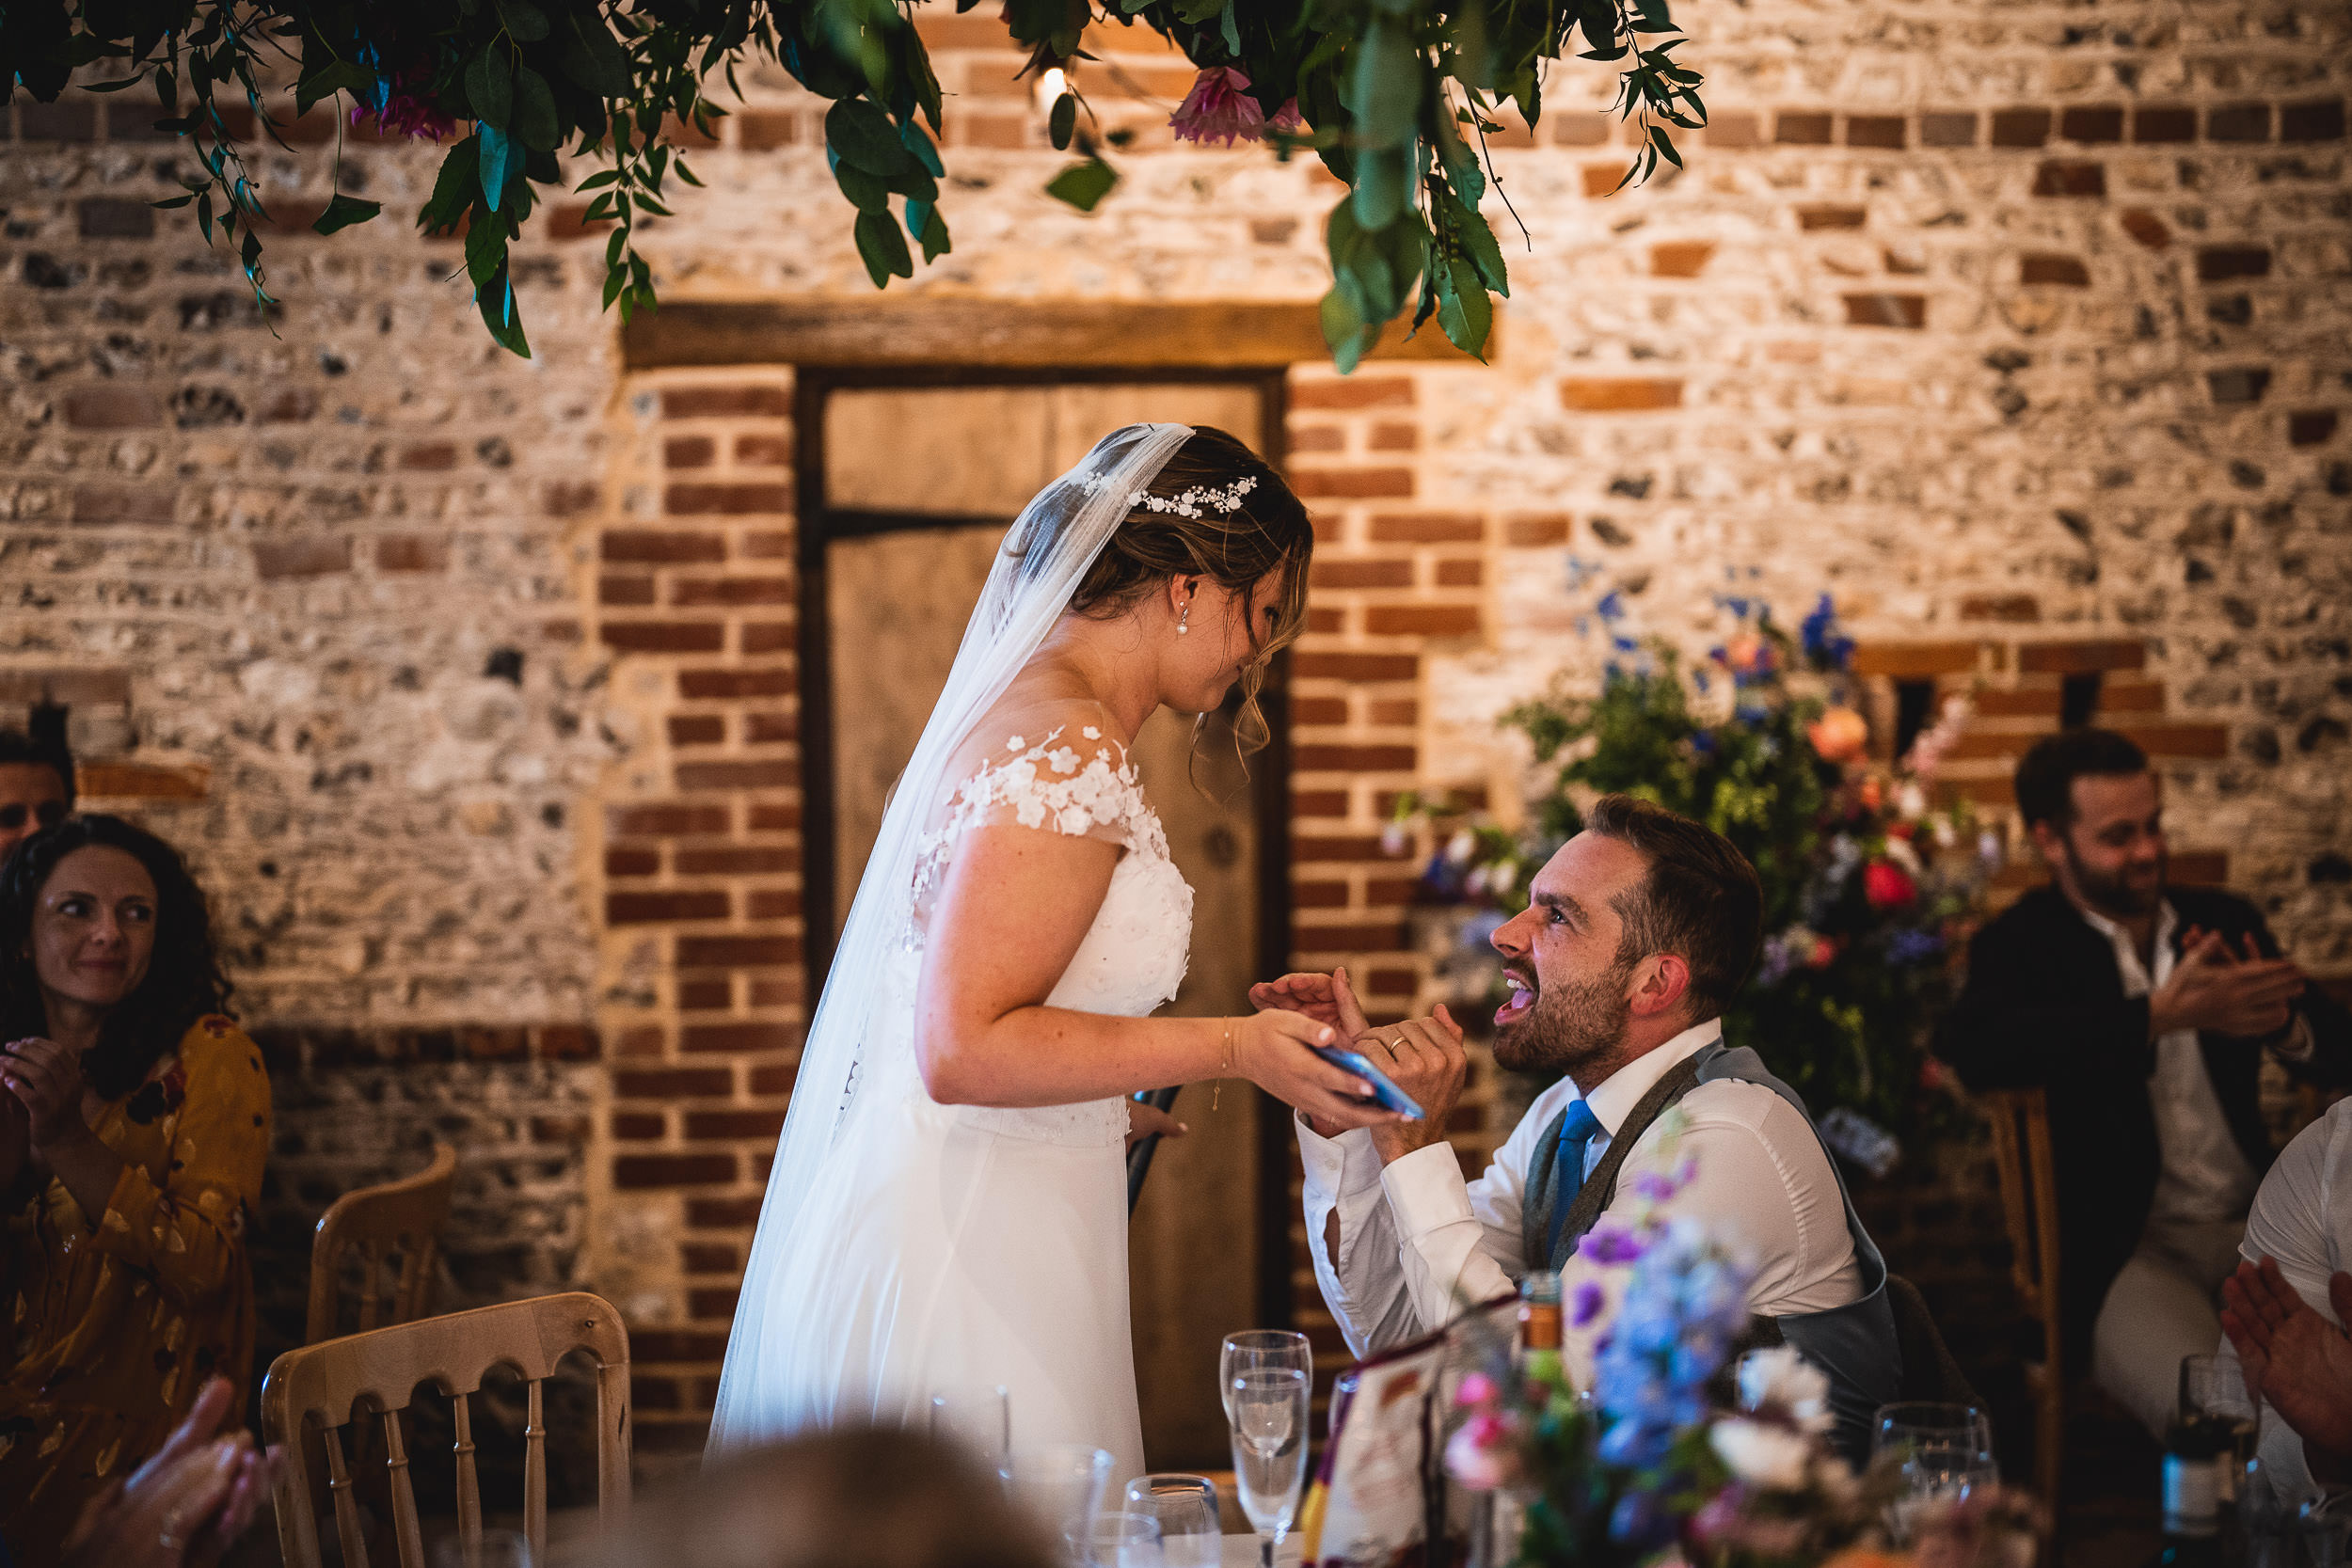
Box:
left=1212, top=1017, right=1235, bottom=1112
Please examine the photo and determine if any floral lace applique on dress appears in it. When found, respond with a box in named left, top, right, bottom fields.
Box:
left=909, top=725, right=1169, bottom=914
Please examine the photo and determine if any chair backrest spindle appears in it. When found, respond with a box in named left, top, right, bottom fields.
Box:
left=262, top=1291, right=633, bottom=1568
left=307, top=1144, right=459, bottom=1344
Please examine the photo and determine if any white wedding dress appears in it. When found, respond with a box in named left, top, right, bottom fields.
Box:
left=705, top=726, right=1193, bottom=1485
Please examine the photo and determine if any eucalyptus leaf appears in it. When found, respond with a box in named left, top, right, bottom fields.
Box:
left=468, top=46, right=513, bottom=130
left=465, top=208, right=508, bottom=288
left=900, top=119, right=946, bottom=177
left=1049, top=91, right=1077, bottom=151
left=906, top=198, right=951, bottom=262
left=1044, top=156, right=1118, bottom=212
left=1437, top=253, right=1492, bottom=357
left=494, top=0, right=552, bottom=42
left=834, top=160, right=890, bottom=212
left=1350, top=144, right=1410, bottom=230
left=1218, top=0, right=1241, bottom=56
left=513, top=66, right=561, bottom=150
left=557, top=11, right=630, bottom=97
left=826, top=98, right=914, bottom=175
left=883, top=164, right=939, bottom=204
left=294, top=57, right=373, bottom=116
left=421, top=137, right=478, bottom=234
left=476, top=268, right=532, bottom=357
left=478, top=124, right=516, bottom=211
left=852, top=208, right=914, bottom=286
left=1350, top=23, right=1421, bottom=149
left=1439, top=183, right=1507, bottom=295
left=311, top=193, right=383, bottom=235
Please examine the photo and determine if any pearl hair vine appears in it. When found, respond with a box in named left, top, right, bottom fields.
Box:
left=1079, top=472, right=1259, bottom=519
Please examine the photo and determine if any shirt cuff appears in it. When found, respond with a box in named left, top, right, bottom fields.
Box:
left=1378, top=1141, right=1477, bottom=1243
left=1296, top=1114, right=1385, bottom=1199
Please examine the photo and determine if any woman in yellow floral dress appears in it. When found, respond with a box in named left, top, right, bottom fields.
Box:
left=0, top=815, right=268, bottom=1560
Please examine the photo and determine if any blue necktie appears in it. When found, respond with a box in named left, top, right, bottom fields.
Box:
left=1543, top=1099, right=1604, bottom=1264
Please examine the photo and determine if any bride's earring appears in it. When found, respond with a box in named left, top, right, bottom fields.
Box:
left=1176, top=588, right=1193, bottom=637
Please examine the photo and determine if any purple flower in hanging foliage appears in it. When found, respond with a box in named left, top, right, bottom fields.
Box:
left=1597, top=591, right=1628, bottom=622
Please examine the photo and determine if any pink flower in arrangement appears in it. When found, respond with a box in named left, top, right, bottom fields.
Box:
left=1443, top=1410, right=1522, bottom=1491
left=1454, top=1371, right=1499, bottom=1407
left=1168, top=68, right=1303, bottom=146
left=1862, top=859, right=1918, bottom=911
left=355, top=88, right=457, bottom=141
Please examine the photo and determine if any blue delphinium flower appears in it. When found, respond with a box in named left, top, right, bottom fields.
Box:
left=1801, top=593, right=1855, bottom=672
left=1591, top=1220, right=1756, bottom=1525
left=1887, top=927, right=1945, bottom=966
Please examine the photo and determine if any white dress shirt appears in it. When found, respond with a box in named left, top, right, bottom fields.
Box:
left=2074, top=898, right=2308, bottom=1226
left=2213, top=1099, right=2352, bottom=1504
left=1297, top=1018, right=1864, bottom=1388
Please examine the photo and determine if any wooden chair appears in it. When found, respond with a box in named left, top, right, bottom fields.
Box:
left=1980, top=1086, right=2066, bottom=1513
left=308, top=1143, right=459, bottom=1344
left=262, top=1291, right=633, bottom=1568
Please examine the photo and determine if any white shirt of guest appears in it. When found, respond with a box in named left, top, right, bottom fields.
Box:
left=2213, top=1099, right=2352, bottom=1505
left=1296, top=1018, right=1864, bottom=1389
left=2074, top=898, right=2275, bottom=1226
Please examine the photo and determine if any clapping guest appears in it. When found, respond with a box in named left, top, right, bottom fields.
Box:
left=1937, top=730, right=2352, bottom=1439
left=0, top=727, right=73, bottom=864
left=0, top=816, right=270, bottom=1561
left=2216, top=1097, right=2352, bottom=1501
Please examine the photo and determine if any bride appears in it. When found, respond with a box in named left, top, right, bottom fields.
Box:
left=706, top=423, right=1402, bottom=1482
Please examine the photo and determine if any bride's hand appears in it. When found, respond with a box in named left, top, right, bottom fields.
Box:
left=1236, top=1008, right=1404, bottom=1132
left=1247, top=967, right=1372, bottom=1039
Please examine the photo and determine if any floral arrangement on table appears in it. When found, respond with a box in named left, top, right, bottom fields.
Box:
left=1398, top=589, right=2000, bottom=1156
left=1442, top=1169, right=2040, bottom=1568
left=5, top=0, right=1706, bottom=365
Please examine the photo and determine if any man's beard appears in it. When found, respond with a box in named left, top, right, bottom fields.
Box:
left=2064, top=838, right=2165, bottom=918
left=1494, top=956, right=1637, bottom=1080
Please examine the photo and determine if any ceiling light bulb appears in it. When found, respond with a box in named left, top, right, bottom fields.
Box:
left=1035, top=67, right=1069, bottom=114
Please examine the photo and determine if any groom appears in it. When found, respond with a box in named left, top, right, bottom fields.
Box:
left=1254, top=793, right=1900, bottom=1462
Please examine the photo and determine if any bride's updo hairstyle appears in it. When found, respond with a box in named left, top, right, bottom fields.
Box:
left=1057, top=425, right=1311, bottom=754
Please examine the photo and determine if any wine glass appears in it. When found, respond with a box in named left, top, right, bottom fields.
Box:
left=1219, top=1330, right=1312, bottom=1425
left=1089, top=1512, right=1165, bottom=1568
left=1229, top=1369, right=1310, bottom=1568
left=930, top=1384, right=1013, bottom=1484
left=1873, top=1402, right=1995, bottom=1543
left=1123, top=1474, right=1221, bottom=1568
left=1009, top=1443, right=1113, bottom=1564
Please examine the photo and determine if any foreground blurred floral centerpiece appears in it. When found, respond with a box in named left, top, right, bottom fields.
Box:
left=1444, top=1169, right=2037, bottom=1568
left=1401, top=594, right=1999, bottom=1158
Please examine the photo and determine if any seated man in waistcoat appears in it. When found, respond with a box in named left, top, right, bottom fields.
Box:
left=1938, top=728, right=2352, bottom=1439
left=1255, top=793, right=1899, bottom=1464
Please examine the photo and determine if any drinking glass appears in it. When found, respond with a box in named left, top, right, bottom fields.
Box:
left=1229, top=1368, right=1311, bottom=1568
left=431, top=1530, right=532, bottom=1568
left=1123, top=1474, right=1222, bottom=1568
left=2306, top=1495, right=2352, bottom=1568
left=930, top=1384, right=1014, bottom=1483
left=1219, top=1331, right=1312, bottom=1425
left=1089, top=1512, right=1166, bottom=1568
left=1873, top=1402, right=1996, bottom=1543
left=2181, top=1354, right=2258, bottom=1482
left=1009, top=1443, right=1114, bottom=1565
